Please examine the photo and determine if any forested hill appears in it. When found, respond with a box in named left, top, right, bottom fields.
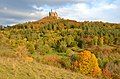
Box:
left=5, top=16, right=120, bottom=30
left=3, top=16, right=120, bottom=46
left=0, top=16, right=120, bottom=78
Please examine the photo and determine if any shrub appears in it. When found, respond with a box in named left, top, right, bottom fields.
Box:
left=98, top=37, right=104, bottom=47
left=103, top=60, right=120, bottom=79
left=42, top=55, right=61, bottom=67
left=71, top=53, right=79, bottom=62
left=66, top=48, right=74, bottom=56
left=60, top=56, right=71, bottom=69
left=77, top=39, right=85, bottom=49
left=92, top=36, right=98, bottom=46
left=26, top=42, right=35, bottom=54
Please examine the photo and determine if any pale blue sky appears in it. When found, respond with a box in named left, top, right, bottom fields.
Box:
left=0, top=0, right=120, bottom=25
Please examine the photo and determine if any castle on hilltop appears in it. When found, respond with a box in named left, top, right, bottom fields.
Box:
left=49, top=9, right=59, bottom=19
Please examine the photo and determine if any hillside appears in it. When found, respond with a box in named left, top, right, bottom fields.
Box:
left=0, top=14, right=120, bottom=79
left=0, top=57, right=94, bottom=79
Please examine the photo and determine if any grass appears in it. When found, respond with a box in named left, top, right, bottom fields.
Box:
left=0, top=57, right=94, bottom=79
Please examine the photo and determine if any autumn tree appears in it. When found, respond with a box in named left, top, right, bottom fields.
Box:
left=92, top=36, right=98, bottom=46
left=98, top=37, right=104, bottom=47
left=71, top=50, right=101, bottom=77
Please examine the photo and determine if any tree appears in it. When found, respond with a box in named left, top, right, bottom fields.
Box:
left=27, top=42, right=35, bottom=54
left=71, top=50, right=101, bottom=77
left=65, top=35, right=74, bottom=47
left=98, top=37, right=104, bottom=47
left=77, top=39, right=85, bottom=49
left=93, top=36, right=98, bottom=46
left=59, top=41, right=67, bottom=52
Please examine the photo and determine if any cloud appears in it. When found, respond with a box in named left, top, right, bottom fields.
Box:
left=0, top=8, right=30, bottom=18
left=25, top=0, right=88, bottom=6
left=0, top=6, right=47, bottom=25
left=0, top=0, right=120, bottom=25
left=32, top=5, right=44, bottom=11
left=55, top=0, right=120, bottom=23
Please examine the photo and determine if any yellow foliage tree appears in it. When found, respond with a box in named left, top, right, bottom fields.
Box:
left=72, top=50, right=101, bottom=77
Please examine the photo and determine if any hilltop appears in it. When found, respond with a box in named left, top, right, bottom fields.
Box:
left=6, top=10, right=119, bottom=30
left=0, top=11, right=120, bottom=79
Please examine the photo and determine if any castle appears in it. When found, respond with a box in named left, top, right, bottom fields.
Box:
left=49, top=9, right=59, bottom=18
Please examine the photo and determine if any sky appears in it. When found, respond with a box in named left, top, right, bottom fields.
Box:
left=0, top=0, right=120, bottom=26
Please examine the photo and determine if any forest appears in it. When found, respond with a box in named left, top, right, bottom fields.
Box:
left=0, top=16, right=120, bottom=79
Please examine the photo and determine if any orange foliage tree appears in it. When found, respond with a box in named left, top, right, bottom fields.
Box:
left=71, top=50, right=101, bottom=77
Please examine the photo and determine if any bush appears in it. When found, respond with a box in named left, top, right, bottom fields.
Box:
left=26, top=42, right=35, bottom=54
left=42, top=55, right=61, bottom=67
left=66, top=48, right=74, bottom=56
left=77, top=39, right=85, bottom=49
left=60, top=56, right=71, bottom=69
left=103, top=60, right=120, bottom=79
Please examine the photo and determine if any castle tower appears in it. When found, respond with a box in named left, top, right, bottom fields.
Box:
left=49, top=9, right=59, bottom=18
